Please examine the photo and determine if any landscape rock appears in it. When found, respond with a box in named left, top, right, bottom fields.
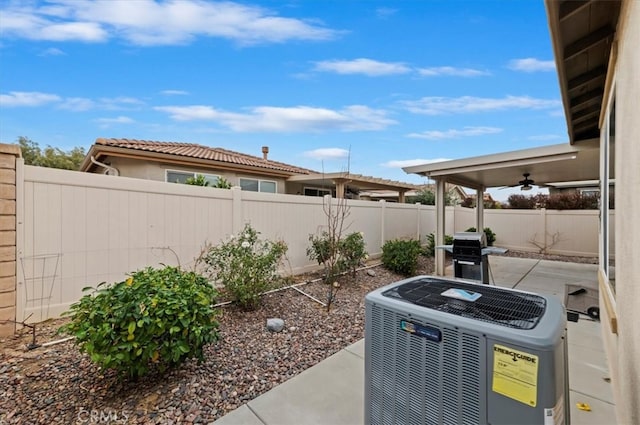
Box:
left=366, top=269, right=377, bottom=277
left=266, top=318, right=285, bottom=333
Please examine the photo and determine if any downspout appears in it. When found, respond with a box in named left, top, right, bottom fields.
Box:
left=90, top=156, right=119, bottom=176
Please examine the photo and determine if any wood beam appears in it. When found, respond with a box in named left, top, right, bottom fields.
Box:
left=559, top=0, right=592, bottom=22
left=568, top=66, right=606, bottom=92
left=571, top=103, right=601, bottom=125
left=569, top=88, right=603, bottom=111
left=564, top=25, right=614, bottom=61
left=573, top=120, right=599, bottom=135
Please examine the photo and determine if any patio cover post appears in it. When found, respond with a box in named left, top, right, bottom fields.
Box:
left=476, top=188, right=484, bottom=232
left=398, top=189, right=406, bottom=203
left=435, top=179, right=445, bottom=276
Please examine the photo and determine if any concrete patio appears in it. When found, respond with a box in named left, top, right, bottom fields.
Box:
left=214, top=256, right=614, bottom=425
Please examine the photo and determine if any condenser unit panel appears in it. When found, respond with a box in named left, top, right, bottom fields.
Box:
left=365, top=275, right=568, bottom=425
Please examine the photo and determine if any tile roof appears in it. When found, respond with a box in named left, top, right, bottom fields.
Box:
left=94, top=138, right=316, bottom=175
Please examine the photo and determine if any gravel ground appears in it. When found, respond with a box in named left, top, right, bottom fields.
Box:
left=0, top=251, right=593, bottom=424
left=0, top=259, right=432, bottom=425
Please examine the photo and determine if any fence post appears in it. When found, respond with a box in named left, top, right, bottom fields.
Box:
left=416, top=203, right=422, bottom=242
left=231, top=186, right=243, bottom=234
left=379, top=200, right=386, bottom=247
left=0, top=144, right=21, bottom=336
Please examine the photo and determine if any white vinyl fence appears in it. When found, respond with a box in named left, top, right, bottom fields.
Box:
left=16, top=165, right=608, bottom=323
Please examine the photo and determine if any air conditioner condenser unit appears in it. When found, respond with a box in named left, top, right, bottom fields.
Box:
left=365, top=276, right=569, bottom=425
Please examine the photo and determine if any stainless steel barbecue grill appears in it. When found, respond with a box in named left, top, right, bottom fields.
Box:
left=453, top=232, right=490, bottom=283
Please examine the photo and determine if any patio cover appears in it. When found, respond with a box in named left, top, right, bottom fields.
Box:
left=403, top=140, right=600, bottom=275
left=287, top=172, right=419, bottom=201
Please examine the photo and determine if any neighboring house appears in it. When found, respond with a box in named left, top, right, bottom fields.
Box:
left=404, top=1, right=639, bottom=423
left=80, top=138, right=416, bottom=200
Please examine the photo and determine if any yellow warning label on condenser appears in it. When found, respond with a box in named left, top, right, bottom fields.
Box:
left=492, top=344, right=539, bottom=407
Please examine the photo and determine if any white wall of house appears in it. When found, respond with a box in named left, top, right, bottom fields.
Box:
left=104, top=156, right=289, bottom=194
left=601, top=2, right=640, bottom=423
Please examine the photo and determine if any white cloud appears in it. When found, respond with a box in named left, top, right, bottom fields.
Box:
left=401, top=95, right=561, bottom=115
left=508, top=58, right=555, bottom=72
left=382, top=158, right=451, bottom=168
left=407, top=126, right=503, bottom=140
left=0, top=91, right=61, bottom=107
left=0, top=0, right=339, bottom=46
left=313, top=58, right=411, bottom=76
left=161, top=90, right=189, bottom=96
left=376, top=8, right=397, bottom=18
left=154, top=104, right=396, bottom=132
left=303, top=148, right=350, bottom=160
left=40, top=47, right=66, bottom=56
left=95, top=116, right=135, bottom=124
left=417, top=66, right=490, bottom=77
left=99, top=96, right=145, bottom=110
left=59, top=97, right=96, bottom=111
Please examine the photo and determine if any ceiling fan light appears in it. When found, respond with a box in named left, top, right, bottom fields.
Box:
left=521, top=184, right=532, bottom=191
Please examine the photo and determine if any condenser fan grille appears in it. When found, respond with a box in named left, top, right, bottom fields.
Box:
left=383, top=277, right=546, bottom=330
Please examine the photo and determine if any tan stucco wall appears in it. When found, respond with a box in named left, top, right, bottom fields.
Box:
left=103, top=157, right=288, bottom=194
left=0, top=144, right=20, bottom=336
left=608, top=1, right=640, bottom=423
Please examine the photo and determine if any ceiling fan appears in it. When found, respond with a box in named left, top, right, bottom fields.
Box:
left=500, top=173, right=536, bottom=191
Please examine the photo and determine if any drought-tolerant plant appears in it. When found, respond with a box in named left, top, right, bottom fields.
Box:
left=59, top=266, right=219, bottom=378
left=307, top=231, right=368, bottom=282
left=465, top=227, right=497, bottom=246
left=340, top=231, right=368, bottom=279
left=214, top=177, right=232, bottom=189
left=185, top=174, right=210, bottom=186
left=204, top=224, right=287, bottom=310
left=425, top=233, right=454, bottom=257
left=382, top=239, right=423, bottom=276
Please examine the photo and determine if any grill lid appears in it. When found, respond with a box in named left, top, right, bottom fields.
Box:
left=453, top=232, right=487, bottom=247
left=382, top=277, right=546, bottom=330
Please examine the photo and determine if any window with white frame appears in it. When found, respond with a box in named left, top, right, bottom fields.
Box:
left=601, top=89, right=615, bottom=291
left=239, top=178, right=277, bottom=193
left=166, top=170, right=221, bottom=186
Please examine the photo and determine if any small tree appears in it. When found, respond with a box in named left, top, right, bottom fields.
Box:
left=18, top=137, right=85, bottom=170
left=407, top=189, right=454, bottom=206
left=306, top=188, right=361, bottom=312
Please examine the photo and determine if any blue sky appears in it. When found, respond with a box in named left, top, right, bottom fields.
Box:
left=0, top=0, right=566, bottom=200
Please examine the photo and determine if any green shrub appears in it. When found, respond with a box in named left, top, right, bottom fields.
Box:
left=382, top=239, right=423, bottom=276
left=185, top=174, right=210, bottom=186
left=424, top=233, right=454, bottom=257
left=214, top=177, right=232, bottom=189
left=339, top=232, right=368, bottom=278
left=465, top=227, right=497, bottom=246
left=204, top=224, right=287, bottom=310
left=307, top=231, right=368, bottom=281
left=59, top=266, right=219, bottom=378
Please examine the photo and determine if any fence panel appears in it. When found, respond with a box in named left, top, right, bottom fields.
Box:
left=16, top=166, right=606, bottom=323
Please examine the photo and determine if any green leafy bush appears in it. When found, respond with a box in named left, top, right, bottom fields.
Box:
left=59, top=266, right=219, bottom=378
left=465, top=227, right=497, bottom=246
left=382, top=239, right=423, bottom=276
left=424, top=233, right=454, bottom=257
left=204, top=224, right=287, bottom=310
left=307, top=231, right=368, bottom=281
left=185, top=174, right=210, bottom=186
left=339, top=232, right=368, bottom=278
left=214, top=177, right=232, bottom=189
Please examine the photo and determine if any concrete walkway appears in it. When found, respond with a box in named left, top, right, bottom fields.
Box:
left=214, top=257, right=614, bottom=425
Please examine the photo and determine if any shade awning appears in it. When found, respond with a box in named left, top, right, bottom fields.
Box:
left=403, top=141, right=600, bottom=190
left=287, top=172, right=419, bottom=192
